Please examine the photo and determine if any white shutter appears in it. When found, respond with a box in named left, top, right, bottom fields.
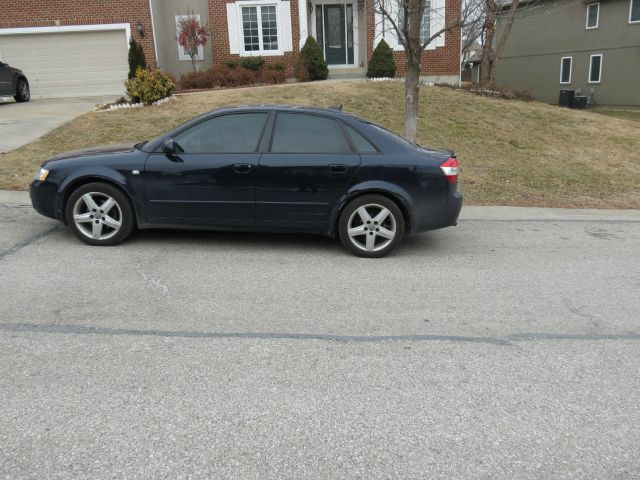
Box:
left=227, top=3, right=240, bottom=54
left=280, top=1, right=293, bottom=52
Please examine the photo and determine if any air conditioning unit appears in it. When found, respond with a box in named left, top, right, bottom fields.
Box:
left=559, top=89, right=576, bottom=108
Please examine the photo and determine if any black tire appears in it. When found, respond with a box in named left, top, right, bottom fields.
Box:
left=64, top=182, right=135, bottom=246
left=338, top=194, right=405, bottom=258
left=14, top=78, right=30, bottom=102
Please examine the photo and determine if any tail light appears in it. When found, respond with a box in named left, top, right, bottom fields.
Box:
left=440, top=157, right=459, bottom=183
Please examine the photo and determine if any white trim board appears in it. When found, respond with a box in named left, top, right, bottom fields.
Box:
left=0, top=24, right=132, bottom=50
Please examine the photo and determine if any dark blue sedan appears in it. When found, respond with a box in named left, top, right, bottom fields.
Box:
left=30, top=106, right=462, bottom=257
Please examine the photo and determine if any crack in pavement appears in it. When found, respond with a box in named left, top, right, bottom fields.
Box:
left=0, top=322, right=638, bottom=345
left=0, top=225, right=61, bottom=260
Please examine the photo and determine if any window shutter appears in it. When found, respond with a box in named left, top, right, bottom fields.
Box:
left=227, top=3, right=240, bottom=54
left=280, top=1, right=293, bottom=52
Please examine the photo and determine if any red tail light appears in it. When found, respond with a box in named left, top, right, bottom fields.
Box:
left=440, top=157, right=459, bottom=183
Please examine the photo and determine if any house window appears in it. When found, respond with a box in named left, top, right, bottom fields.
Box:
left=588, top=54, right=602, bottom=83
left=631, top=0, right=640, bottom=22
left=560, top=56, right=572, bottom=84
left=586, top=3, right=599, bottom=29
left=241, top=4, right=279, bottom=53
left=176, top=15, right=204, bottom=61
left=397, top=1, right=431, bottom=45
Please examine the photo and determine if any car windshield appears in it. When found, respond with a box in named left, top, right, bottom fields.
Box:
left=366, top=123, right=417, bottom=149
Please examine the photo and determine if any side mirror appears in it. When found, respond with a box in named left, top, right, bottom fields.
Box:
left=162, top=138, right=177, bottom=154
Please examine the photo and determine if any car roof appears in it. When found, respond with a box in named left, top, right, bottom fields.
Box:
left=211, top=104, right=352, bottom=117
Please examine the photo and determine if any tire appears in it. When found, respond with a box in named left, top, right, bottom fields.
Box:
left=14, top=78, right=30, bottom=102
left=64, top=182, right=135, bottom=246
left=338, top=194, right=405, bottom=258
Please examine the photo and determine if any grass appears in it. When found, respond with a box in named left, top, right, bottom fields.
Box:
left=1, top=80, right=640, bottom=208
left=590, top=108, right=640, bottom=124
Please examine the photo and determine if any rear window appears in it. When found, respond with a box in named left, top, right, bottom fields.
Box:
left=367, top=123, right=416, bottom=149
left=344, top=124, right=379, bottom=154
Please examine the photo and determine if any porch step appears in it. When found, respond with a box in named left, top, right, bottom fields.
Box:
left=328, top=67, right=366, bottom=79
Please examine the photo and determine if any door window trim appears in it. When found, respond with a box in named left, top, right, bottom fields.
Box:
left=560, top=56, right=572, bottom=84
left=588, top=54, right=603, bottom=84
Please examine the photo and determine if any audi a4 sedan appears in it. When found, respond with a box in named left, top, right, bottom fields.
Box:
left=0, top=61, right=30, bottom=102
left=30, top=105, right=462, bottom=257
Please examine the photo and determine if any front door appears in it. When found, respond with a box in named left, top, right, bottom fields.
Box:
left=144, top=112, right=269, bottom=227
left=316, top=4, right=354, bottom=65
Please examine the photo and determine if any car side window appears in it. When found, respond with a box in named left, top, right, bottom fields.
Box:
left=173, top=113, right=268, bottom=153
left=270, top=113, right=351, bottom=154
left=343, top=124, right=379, bottom=154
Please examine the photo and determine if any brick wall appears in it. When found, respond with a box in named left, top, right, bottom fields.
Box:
left=208, top=0, right=301, bottom=77
left=366, top=0, right=461, bottom=78
left=0, top=0, right=157, bottom=67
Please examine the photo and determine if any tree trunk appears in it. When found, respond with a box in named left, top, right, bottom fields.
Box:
left=404, top=53, right=421, bottom=143
left=479, top=0, right=496, bottom=89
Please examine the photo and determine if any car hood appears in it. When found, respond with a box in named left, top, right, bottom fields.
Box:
left=44, top=144, right=138, bottom=164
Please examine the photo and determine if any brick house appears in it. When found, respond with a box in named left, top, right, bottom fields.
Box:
left=0, top=0, right=461, bottom=98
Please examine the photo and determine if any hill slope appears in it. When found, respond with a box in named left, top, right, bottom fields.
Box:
left=1, top=80, right=639, bottom=208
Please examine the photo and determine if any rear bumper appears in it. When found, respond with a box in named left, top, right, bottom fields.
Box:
left=30, top=180, right=59, bottom=221
left=412, top=190, right=463, bottom=234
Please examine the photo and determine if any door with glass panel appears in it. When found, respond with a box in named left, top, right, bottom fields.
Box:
left=315, top=3, right=354, bottom=65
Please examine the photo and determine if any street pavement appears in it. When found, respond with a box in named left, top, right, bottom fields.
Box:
left=1, top=195, right=639, bottom=479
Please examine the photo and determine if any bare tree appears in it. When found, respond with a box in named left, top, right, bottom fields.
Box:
left=373, top=0, right=482, bottom=142
left=478, top=0, right=520, bottom=88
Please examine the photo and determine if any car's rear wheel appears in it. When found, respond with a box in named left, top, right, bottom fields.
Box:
left=65, top=182, right=134, bottom=246
left=338, top=194, right=405, bottom=258
left=14, top=79, right=30, bottom=102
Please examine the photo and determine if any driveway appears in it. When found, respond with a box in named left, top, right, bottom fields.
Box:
left=0, top=96, right=113, bottom=153
left=1, top=198, right=639, bottom=478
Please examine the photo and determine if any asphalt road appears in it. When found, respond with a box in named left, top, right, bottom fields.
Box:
left=1, top=198, right=639, bottom=479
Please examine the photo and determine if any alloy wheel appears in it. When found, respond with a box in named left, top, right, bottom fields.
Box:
left=72, top=192, right=123, bottom=241
left=346, top=203, right=396, bottom=252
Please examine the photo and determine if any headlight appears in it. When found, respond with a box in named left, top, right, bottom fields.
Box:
left=34, top=167, right=49, bottom=182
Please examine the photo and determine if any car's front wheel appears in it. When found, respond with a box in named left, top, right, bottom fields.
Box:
left=14, top=78, right=30, bottom=102
left=65, top=182, right=134, bottom=246
left=338, top=194, right=405, bottom=258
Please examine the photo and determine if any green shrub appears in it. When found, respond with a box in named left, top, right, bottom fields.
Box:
left=367, top=39, right=396, bottom=78
left=266, top=62, right=286, bottom=72
left=239, top=56, right=265, bottom=71
left=297, top=36, right=328, bottom=81
left=125, top=68, right=175, bottom=104
left=127, top=38, right=147, bottom=80
left=224, top=60, right=239, bottom=69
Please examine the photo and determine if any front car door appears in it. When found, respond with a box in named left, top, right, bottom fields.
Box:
left=256, top=112, right=362, bottom=233
left=144, top=111, right=269, bottom=228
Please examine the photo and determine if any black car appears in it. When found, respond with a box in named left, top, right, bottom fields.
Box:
left=30, top=106, right=462, bottom=257
left=0, top=61, right=30, bottom=102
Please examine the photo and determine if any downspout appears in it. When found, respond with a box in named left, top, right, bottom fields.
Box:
left=148, top=0, right=160, bottom=68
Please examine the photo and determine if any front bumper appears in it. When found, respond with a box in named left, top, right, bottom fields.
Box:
left=30, top=180, right=59, bottom=221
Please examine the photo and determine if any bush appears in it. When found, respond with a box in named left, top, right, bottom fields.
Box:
left=224, top=60, right=239, bottom=69
left=297, top=37, right=328, bottom=81
left=127, top=38, right=147, bottom=80
left=179, top=70, right=211, bottom=90
left=125, top=68, right=174, bottom=104
left=257, top=69, right=286, bottom=85
left=239, top=56, right=265, bottom=71
left=367, top=39, right=395, bottom=78
left=266, top=62, right=286, bottom=72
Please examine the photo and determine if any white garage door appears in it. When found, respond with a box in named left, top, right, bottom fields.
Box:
left=0, top=29, right=128, bottom=98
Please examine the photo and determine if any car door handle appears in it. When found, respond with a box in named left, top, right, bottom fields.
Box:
left=329, top=164, right=348, bottom=173
left=233, top=163, right=252, bottom=173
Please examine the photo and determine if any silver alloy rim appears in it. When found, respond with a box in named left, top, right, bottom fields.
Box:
left=72, top=192, right=123, bottom=241
left=347, top=203, right=396, bottom=252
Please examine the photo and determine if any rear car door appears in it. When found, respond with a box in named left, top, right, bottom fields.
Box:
left=144, top=112, right=269, bottom=227
left=256, top=112, right=361, bottom=232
